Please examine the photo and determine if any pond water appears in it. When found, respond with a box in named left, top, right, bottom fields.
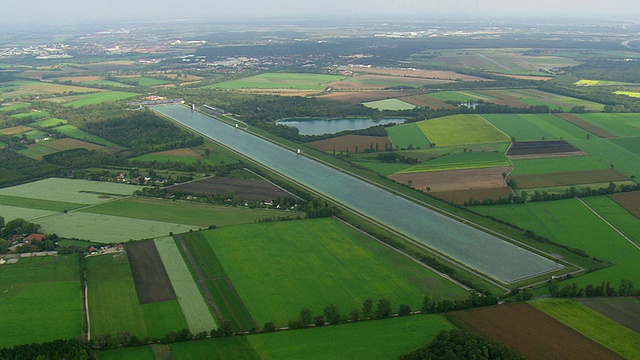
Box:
left=152, top=105, right=564, bottom=284
left=277, top=117, right=405, bottom=135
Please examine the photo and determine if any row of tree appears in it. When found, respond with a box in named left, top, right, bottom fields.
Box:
left=548, top=277, right=638, bottom=298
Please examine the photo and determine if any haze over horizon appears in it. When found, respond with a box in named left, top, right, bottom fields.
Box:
left=1, top=0, right=638, bottom=25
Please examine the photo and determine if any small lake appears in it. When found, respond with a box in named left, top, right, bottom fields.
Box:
left=277, top=117, right=405, bottom=135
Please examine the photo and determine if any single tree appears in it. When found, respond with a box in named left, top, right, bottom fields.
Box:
left=300, top=307, right=313, bottom=326
left=362, top=299, right=373, bottom=318
left=376, top=299, right=392, bottom=319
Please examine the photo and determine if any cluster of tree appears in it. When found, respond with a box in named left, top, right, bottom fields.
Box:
left=301, top=197, right=340, bottom=218
left=1, top=217, right=40, bottom=239
left=398, top=329, right=523, bottom=360
left=286, top=299, right=400, bottom=330
left=421, top=291, right=498, bottom=314
left=375, top=152, right=419, bottom=164
left=80, top=110, right=203, bottom=154
left=548, top=277, right=638, bottom=298
left=466, top=182, right=639, bottom=207
left=0, top=339, right=95, bottom=360
left=0, top=148, right=63, bottom=188
left=89, top=328, right=207, bottom=351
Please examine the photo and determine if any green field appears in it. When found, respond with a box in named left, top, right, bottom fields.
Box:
left=474, top=197, right=640, bottom=287
left=83, top=197, right=281, bottom=227
left=573, top=113, right=640, bottom=137
left=129, top=153, right=213, bottom=165
left=177, top=231, right=257, bottom=332
left=569, top=138, right=640, bottom=181
left=362, top=98, right=416, bottom=110
left=17, top=143, right=59, bottom=159
left=353, top=161, right=416, bottom=176
left=208, top=73, right=343, bottom=90
left=201, top=218, right=468, bottom=326
left=10, top=110, right=51, bottom=120
left=87, top=254, right=188, bottom=339
left=386, top=122, right=432, bottom=149
left=0, top=255, right=82, bottom=349
left=0, top=178, right=138, bottom=205
left=118, top=77, right=170, bottom=87
left=0, top=204, right=57, bottom=222
left=582, top=196, right=640, bottom=248
left=81, top=80, right=132, bottom=88
left=53, top=124, right=119, bottom=146
left=247, top=314, right=454, bottom=360
left=97, top=347, right=154, bottom=360
left=165, top=314, right=455, bottom=360
left=427, top=91, right=494, bottom=102
left=482, top=114, right=589, bottom=141
left=0, top=194, right=84, bottom=212
left=399, top=151, right=510, bottom=173
left=0, top=102, right=30, bottom=112
left=417, top=115, right=510, bottom=147
left=155, top=237, right=218, bottom=332
left=611, top=137, right=640, bottom=155
left=615, top=90, right=640, bottom=98
left=31, top=117, right=68, bottom=127
left=87, top=254, right=146, bottom=337
left=506, top=89, right=605, bottom=111
left=531, top=299, right=640, bottom=359
left=39, top=212, right=195, bottom=243
left=60, top=91, right=138, bottom=107
left=510, top=155, right=609, bottom=176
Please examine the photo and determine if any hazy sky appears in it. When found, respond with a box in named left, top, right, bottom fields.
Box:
left=1, top=0, right=638, bottom=24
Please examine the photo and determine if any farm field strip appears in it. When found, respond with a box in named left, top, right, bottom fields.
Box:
left=448, top=302, right=622, bottom=360
left=176, top=232, right=259, bottom=331
left=87, top=254, right=148, bottom=338
left=510, top=155, right=610, bottom=176
left=417, top=115, right=510, bottom=146
left=399, top=159, right=509, bottom=173
left=578, top=298, right=640, bottom=333
left=0, top=194, right=84, bottom=212
left=573, top=113, right=640, bottom=137
left=0, top=125, right=32, bottom=135
left=531, top=299, right=640, bottom=359
left=202, top=218, right=469, bottom=325
left=0, top=256, right=83, bottom=349
left=512, top=169, right=629, bottom=189
left=569, top=138, right=640, bottom=181
left=554, top=113, right=616, bottom=138
left=30, top=117, right=68, bottom=127
left=154, top=237, right=218, bottom=332
left=82, top=196, right=278, bottom=227
left=481, top=113, right=589, bottom=141
left=609, top=191, right=640, bottom=219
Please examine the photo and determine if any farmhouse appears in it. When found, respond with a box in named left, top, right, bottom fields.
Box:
left=24, top=234, right=44, bottom=244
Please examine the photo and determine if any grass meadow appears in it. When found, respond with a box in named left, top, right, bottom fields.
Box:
left=0, top=204, right=57, bottom=222
left=0, top=102, right=30, bottom=112
left=202, top=218, right=468, bottom=326
left=569, top=138, right=640, bottom=181
left=0, top=255, right=82, bottom=349
left=0, top=194, right=84, bottom=212
left=474, top=197, right=640, bottom=287
left=30, top=117, right=68, bottom=127
left=417, top=115, right=510, bottom=146
left=531, top=299, right=640, bottom=359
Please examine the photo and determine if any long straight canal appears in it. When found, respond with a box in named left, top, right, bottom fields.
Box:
left=153, top=105, right=563, bottom=284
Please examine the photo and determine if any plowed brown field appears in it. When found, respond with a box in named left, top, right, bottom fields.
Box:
left=307, top=135, right=392, bottom=153
left=448, top=302, right=622, bottom=360
left=126, top=240, right=177, bottom=305
left=316, top=91, right=415, bottom=104
left=168, top=176, right=292, bottom=201
left=609, top=191, right=640, bottom=219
